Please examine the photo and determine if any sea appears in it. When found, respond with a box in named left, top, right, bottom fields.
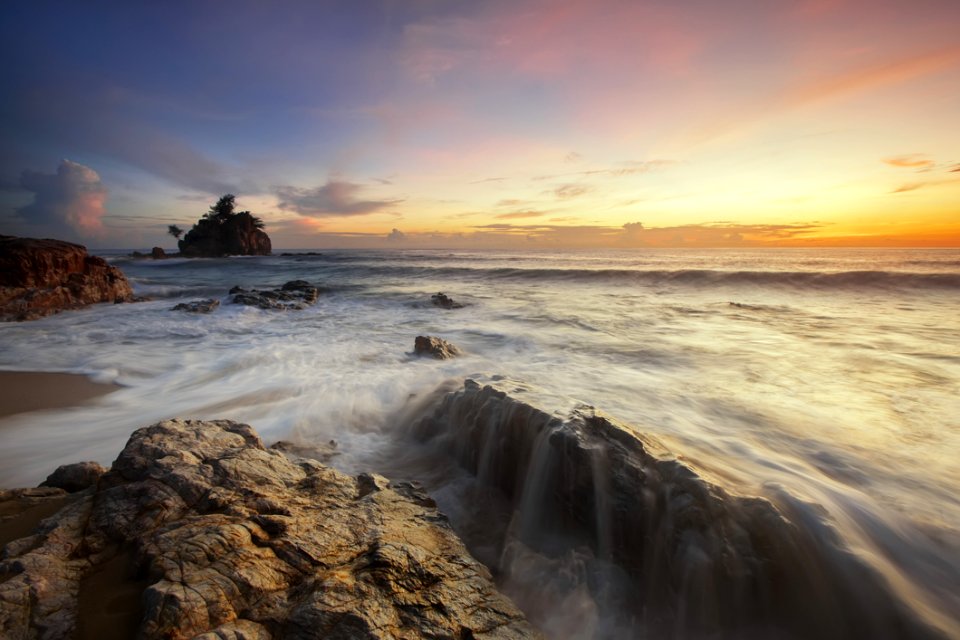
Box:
left=1, top=248, right=958, bottom=638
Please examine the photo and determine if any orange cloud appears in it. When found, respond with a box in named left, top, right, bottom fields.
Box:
left=883, top=155, right=935, bottom=170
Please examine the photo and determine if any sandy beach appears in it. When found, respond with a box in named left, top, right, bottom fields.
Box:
left=0, top=371, right=119, bottom=420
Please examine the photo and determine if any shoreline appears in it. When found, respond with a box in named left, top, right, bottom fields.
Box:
left=0, top=371, right=119, bottom=420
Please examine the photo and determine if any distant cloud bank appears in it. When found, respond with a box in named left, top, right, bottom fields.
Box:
left=16, top=160, right=107, bottom=237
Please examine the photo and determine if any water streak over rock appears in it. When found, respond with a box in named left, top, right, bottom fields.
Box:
left=407, top=380, right=945, bottom=640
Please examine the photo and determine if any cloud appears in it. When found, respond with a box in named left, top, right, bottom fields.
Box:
left=951, top=164, right=960, bottom=172
left=275, top=180, right=402, bottom=217
left=563, top=152, right=583, bottom=163
left=386, top=228, right=406, bottom=241
left=553, top=183, right=592, bottom=199
left=883, top=155, right=935, bottom=170
left=15, top=160, right=108, bottom=237
left=495, top=210, right=548, bottom=220
left=892, top=183, right=923, bottom=193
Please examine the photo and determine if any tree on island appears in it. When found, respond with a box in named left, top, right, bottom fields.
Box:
left=177, top=194, right=272, bottom=257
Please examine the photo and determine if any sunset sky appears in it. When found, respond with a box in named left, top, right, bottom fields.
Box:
left=1, top=0, right=958, bottom=249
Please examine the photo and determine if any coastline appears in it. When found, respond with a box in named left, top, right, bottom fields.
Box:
left=0, top=371, right=119, bottom=420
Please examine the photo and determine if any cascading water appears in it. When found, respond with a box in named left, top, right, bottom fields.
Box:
left=376, top=378, right=952, bottom=640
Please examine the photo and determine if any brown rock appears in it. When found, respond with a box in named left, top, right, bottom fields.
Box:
left=150, top=247, right=166, bottom=259
left=0, top=235, right=134, bottom=321
left=0, top=419, right=537, bottom=639
left=414, top=336, right=461, bottom=359
left=431, top=292, right=463, bottom=309
left=40, top=461, right=107, bottom=493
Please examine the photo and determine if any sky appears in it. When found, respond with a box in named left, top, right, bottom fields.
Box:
left=1, top=0, right=959, bottom=249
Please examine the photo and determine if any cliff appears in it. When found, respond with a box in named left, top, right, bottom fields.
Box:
left=0, top=235, right=134, bottom=321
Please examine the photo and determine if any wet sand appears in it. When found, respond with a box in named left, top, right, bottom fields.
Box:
left=0, top=371, right=119, bottom=420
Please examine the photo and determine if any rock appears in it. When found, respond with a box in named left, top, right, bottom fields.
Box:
left=150, top=247, right=166, bottom=259
left=0, top=235, right=135, bottom=321
left=0, top=419, right=538, bottom=639
left=431, top=292, right=463, bottom=309
left=270, top=439, right=339, bottom=464
left=172, top=298, right=220, bottom=313
left=40, top=461, right=107, bottom=493
left=408, top=380, right=944, bottom=640
left=414, top=336, right=461, bottom=359
left=179, top=212, right=271, bottom=257
left=231, top=280, right=322, bottom=310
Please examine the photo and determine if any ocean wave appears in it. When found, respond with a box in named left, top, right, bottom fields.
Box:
left=326, top=264, right=960, bottom=290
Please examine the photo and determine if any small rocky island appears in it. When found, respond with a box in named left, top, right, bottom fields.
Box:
left=178, top=194, right=272, bottom=257
left=0, top=235, right=134, bottom=321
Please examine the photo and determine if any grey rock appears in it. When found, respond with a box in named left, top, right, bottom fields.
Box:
left=431, top=292, right=463, bottom=309
left=414, top=335, right=461, bottom=360
left=0, top=419, right=537, bottom=639
left=408, top=380, right=945, bottom=640
left=231, top=281, right=322, bottom=310
left=172, top=298, right=221, bottom=313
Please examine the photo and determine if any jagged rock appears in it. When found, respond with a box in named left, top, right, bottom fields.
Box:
left=172, top=298, right=221, bottom=313
left=231, top=281, right=321, bottom=310
left=150, top=247, right=166, bottom=259
left=431, top=292, right=463, bottom=309
left=408, top=380, right=944, bottom=640
left=0, top=419, right=537, bottom=639
left=179, top=212, right=271, bottom=257
left=414, top=336, right=461, bottom=360
left=40, top=461, right=106, bottom=493
left=0, top=236, right=135, bottom=321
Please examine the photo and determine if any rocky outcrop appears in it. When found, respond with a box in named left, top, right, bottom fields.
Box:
left=0, top=236, right=134, bottom=321
left=406, top=380, right=945, bottom=640
left=231, top=280, right=321, bottom=310
left=414, top=336, right=461, bottom=359
left=178, top=212, right=271, bottom=257
left=0, top=419, right=536, bottom=640
left=150, top=247, right=166, bottom=259
left=172, top=298, right=220, bottom=313
left=431, top=292, right=463, bottom=309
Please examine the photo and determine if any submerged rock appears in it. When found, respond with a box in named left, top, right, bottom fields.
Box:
left=0, top=419, right=537, bottom=639
left=431, top=292, right=463, bottom=309
left=407, top=380, right=946, bottom=640
left=414, top=335, right=462, bottom=359
left=0, top=235, right=135, bottom=321
left=172, top=298, right=220, bottom=313
left=231, top=280, right=321, bottom=310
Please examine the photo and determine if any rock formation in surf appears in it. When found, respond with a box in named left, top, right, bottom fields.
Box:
left=0, top=419, right=536, bottom=639
left=0, top=235, right=135, bottom=321
left=414, top=335, right=462, bottom=359
left=178, top=194, right=272, bottom=257
left=408, top=380, right=946, bottom=640
left=172, top=298, right=220, bottom=313
left=431, top=292, right=463, bottom=309
left=230, top=280, right=322, bottom=310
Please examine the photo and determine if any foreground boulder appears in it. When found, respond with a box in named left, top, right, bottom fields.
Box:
left=414, top=335, right=461, bottom=359
left=406, top=380, right=946, bottom=640
left=231, top=280, right=321, bottom=310
left=0, top=236, right=134, bottom=321
left=0, top=419, right=536, bottom=639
